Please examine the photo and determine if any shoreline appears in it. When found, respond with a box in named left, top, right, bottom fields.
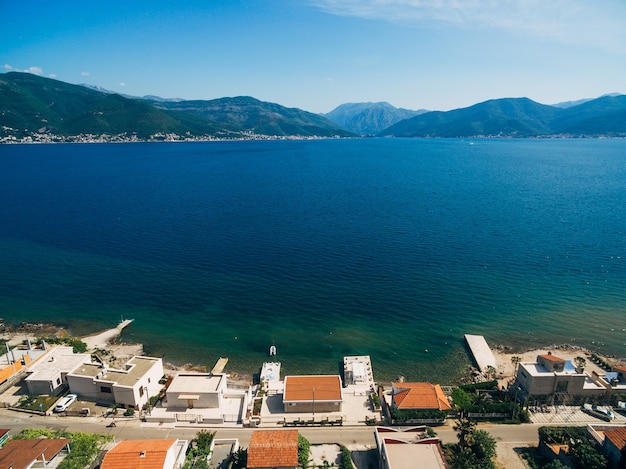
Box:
left=3, top=321, right=624, bottom=388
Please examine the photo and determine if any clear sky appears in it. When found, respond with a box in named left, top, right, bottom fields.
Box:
left=2, top=1, right=625, bottom=113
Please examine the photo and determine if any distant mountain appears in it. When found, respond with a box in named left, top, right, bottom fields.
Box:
left=2, top=72, right=624, bottom=141
left=324, top=102, right=427, bottom=135
left=0, top=72, right=217, bottom=139
left=552, top=93, right=621, bottom=109
left=379, top=96, right=626, bottom=138
left=0, top=72, right=353, bottom=140
left=147, top=96, right=352, bottom=137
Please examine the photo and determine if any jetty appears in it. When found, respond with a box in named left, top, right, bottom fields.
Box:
left=211, top=357, right=229, bottom=374
left=81, top=319, right=134, bottom=350
left=464, top=334, right=497, bottom=372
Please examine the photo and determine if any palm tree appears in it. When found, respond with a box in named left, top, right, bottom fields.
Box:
left=511, top=356, right=521, bottom=375
left=454, top=417, right=477, bottom=450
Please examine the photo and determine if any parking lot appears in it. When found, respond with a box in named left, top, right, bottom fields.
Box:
left=530, top=405, right=626, bottom=425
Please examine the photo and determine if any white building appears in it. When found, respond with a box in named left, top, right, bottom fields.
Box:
left=24, top=346, right=91, bottom=396
left=164, top=373, right=227, bottom=410
left=66, top=356, right=163, bottom=409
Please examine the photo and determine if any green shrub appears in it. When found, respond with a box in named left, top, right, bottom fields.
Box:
left=298, top=434, right=311, bottom=469
left=340, top=445, right=354, bottom=469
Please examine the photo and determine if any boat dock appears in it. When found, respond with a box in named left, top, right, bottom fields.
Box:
left=211, top=357, right=229, bottom=374
left=464, top=334, right=497, bottom=372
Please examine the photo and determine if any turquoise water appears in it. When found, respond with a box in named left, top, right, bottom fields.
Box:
left=1, top=139, right=625, bottom=383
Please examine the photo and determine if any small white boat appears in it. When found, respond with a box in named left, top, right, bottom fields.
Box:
left=269, top=344, right=277, bottom=356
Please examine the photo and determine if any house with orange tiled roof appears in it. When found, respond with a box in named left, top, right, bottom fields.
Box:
left=283, top=375, right=342, bottom=413
left=100, top=438, right=188, bottom=469
left=247, top=430, right=299, bottom=469
left=604, top=426, right=626, bottom=466
left=511, top=354, right=606, bottom=402
left=391, top=382, right=452, bottom=412
left=0, top=438, right=71, bottom=469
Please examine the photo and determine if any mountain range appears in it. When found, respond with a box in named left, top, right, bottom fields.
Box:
left=1, top=71, right=625, bottom=141
left=379, top=95, right=626, bottom=138
left=0, top=72, right=353, bottom=140
left=323, top=102, right=428, bottom=136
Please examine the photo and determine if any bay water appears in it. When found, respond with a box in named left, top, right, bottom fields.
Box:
left=1, top=138, right=625, bottom=383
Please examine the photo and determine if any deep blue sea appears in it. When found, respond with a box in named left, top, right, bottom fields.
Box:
left=1, top=139, right=625, bottom=383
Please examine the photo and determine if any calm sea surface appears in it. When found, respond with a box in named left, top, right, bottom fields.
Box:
left=1, top=139, right=625, bottom=382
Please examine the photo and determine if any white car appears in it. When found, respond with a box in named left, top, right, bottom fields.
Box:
left=54, top=394, right=77, bottom=412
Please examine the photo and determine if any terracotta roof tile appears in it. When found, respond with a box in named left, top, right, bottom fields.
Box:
left=538, top=354, right=566, bottom=363
left=0, top=438, right=70, bottom=469
left=605, top=427, right=626, bottom=451
left=283, top=375, right=342, bottom=402
left=613, top=365, right=626, bottom=373
left=392, top=382, right=452, bottom=411
left=101, top=439, right=177, bottom=469
left=247, top=430, right=299, bottom=468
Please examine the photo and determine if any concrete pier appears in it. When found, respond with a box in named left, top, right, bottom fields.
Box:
left=211, top=357, right=228, bottom=374
left=464, top=334, right=497, bottom=372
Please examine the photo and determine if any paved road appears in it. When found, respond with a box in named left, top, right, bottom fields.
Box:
left=0, top=408, right=549, bottom=468
left=0, top=408, right=379, bottom=447
left=0, top=408, right=544, bottom=445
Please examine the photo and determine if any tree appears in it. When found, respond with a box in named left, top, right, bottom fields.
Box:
left=454, top=417, right=477, bottom=450
left=485, top=366, right=497, bottom=380
left=575, top=356, right=586, bottom=372
left=451, top=387, right=473, bottom=413
left=570, top=440, right=607, bottom=469
left=511, top=356, right=521, bottom=374
left=543, top=460, right=569, bottom=469
left=226, top=448, right=247, bottom=469
left=471, top=430, right=497, bottom=461
left=298, top=434, right=311, bottom=469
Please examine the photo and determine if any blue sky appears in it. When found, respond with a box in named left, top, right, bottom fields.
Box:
left=2, top=0, right=625, bottom=113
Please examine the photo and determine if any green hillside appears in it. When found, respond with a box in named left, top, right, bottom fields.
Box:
left=380, top=98, right=560, bottom=137
left=0, top=72, right=211, bottom=138
left=0, top=72, right=353, bottom=140
left=145, top=96, right=353, bottom=137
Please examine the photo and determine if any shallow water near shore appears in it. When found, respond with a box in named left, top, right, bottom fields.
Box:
left=1, top=139, right=625, bottom=382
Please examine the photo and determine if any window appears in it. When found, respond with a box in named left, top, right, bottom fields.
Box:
left=556, top=381, right=568, bottom=393
left=139, top=387, right=144, bottom=397
left=100, top=386, right=112, bottom=394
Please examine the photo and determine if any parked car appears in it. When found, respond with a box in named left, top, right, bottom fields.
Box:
left=54, top=394, right=77, bottom=413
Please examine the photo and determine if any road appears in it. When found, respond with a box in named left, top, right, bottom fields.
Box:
left=0, top=408, right=542, bottom=447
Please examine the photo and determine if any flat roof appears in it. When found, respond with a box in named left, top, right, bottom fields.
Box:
left=520, top=362, right=582, bottom=377
left=71, top=363, right=103, bottom=378
left=25, top=346, right=90, bottom=382
left=383, top=443, right=447, bottom=469
left=260, top=362, right=281, bottom=382
left=167, top=373, right=225, bottom=394
left=100, top=356, right=161, bottom=387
